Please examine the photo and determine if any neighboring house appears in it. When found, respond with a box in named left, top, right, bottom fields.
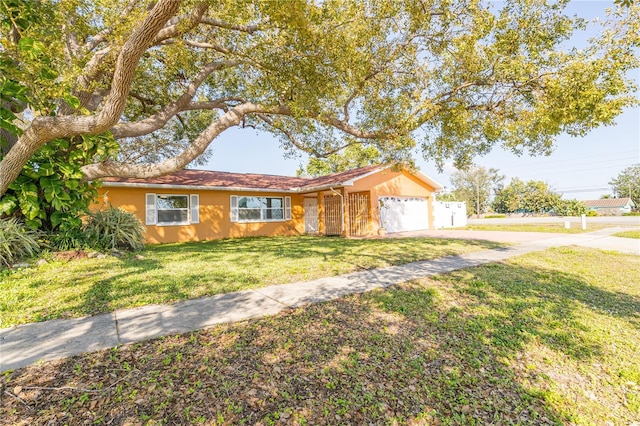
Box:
left=582, top=198, right=636, bottom=215
left=433, top=201, right=468, bottom=229
left=97, top=165, right=444, bottom=243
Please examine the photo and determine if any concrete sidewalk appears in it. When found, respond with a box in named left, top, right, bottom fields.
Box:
left=1, top=228, right=638, bottom=372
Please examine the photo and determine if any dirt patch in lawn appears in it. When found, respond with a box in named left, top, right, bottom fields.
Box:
left=53, top=250, right=88, bottom=262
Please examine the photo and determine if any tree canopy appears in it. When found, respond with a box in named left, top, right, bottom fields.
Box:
left=296, top=144, right=383, bottom=177
left=609, top=164, right=640, bottom=203
left=1, top=0, right=639, bottom=199
left=492, top=178, right=589, bottom=215
left=448, top=166, right=504, bottom=217
left=492, top=178, right=561, bottom=214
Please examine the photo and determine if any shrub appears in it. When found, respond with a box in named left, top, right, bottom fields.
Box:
left=47, top=215, right=87, bottom=250
left=0, top=218, right=41, bottom=267
left=484, top=214, right=506, bottom=219
left=553, top=199, right=588, bottom=216
left=586, top=210, right=598, bottom=217
left=84, top=207, right=145, bottom=251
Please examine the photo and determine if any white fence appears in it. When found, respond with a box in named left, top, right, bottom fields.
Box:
left=433, top=201, right=467, bottom=229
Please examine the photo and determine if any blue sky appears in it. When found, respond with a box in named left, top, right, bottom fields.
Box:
left=205, top=0, right=639, bottom=201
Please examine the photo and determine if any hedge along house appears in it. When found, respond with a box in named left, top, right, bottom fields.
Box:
left=97, top=165, right=444, bottom=244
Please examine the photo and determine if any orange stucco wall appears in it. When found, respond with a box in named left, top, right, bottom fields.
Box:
left=94, top=168, right=437, bottom=243
left=304, top=169, right=437, bottom=236
left=95, top=187, right=305, bottom=244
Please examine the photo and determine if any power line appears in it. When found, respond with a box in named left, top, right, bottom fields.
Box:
left=499, top=157, right=638, bottom=173
left=494, top=150, right=639, bottom=171
left=557, top=188, right=611, bottom=193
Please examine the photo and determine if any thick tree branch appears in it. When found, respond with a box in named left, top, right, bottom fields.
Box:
left=319, top=115, right=389, bottom=140
left=153, top=2, right=208, bottom=43
left=112, top=59, right=242, bottom=139
left=157, top=38, right=230, bottom=54
left=185, top=98, right=246, bottom=111
left=63, top=20, right=82, bottom=59
left=82, top=102, right=274, bottom=180
left=198, top=17, right=264, bottom=34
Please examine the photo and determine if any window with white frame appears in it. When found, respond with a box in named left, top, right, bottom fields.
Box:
left=231, top=195, right=291, bottom=222
left=145, top=193, right=199, bottom=226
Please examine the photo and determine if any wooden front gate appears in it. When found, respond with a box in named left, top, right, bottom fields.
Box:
left=347, top=192, right=370, bottom=236
left=324, top=195, right=343, bottom=236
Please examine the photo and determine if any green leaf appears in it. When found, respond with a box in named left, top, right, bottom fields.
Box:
left=18, top=36, right=45, bottom=56
left=0, top=79, right=28, bottom=102
left=40, top=176, right=56, bottom=202
left=81, top=137, right=94, bottom=151
left=37, top=162, right=55, bottom=176
left=21, top=182, right=38, bottom=199
left=64, top=179, right=80, bottom=190
left=25, top=218, right=42, bottom=229
left=63, top=94, right=81, bottom=109
left=50, top=211, right=64, bottom=229
left=0, top=195, right=17, bottom=215
left=0, top=116, right=23, bottom=137
left=58, top=164, right=76, bottom=175
left=52, top=139, right=70, bottom=149
left=39, top=66, right=58, bottom=81
left=19, top=197, right=41, bottom=220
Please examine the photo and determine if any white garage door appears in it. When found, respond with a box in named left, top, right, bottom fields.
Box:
left=379, top=196, right=429, bottom=233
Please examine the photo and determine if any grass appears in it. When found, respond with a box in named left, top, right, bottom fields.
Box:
left=0, top=235, right=503, bottom=327
left=613, top=230, right=640, bottom=239
left=457, top=223, right=619, bottom=234
left=1, top=247, right=638, bottom=425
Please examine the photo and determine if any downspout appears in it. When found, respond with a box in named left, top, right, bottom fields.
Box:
left=329, top=187, right=345, bottom=235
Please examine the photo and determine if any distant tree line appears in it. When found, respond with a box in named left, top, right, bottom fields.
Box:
left=608, top=164, right=640, bottom=204
left=491, top=178, right=587, bottom=216
left=440, top=166, right=590, bottom=217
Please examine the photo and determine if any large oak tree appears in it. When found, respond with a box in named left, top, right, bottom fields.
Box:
left=1, top=0, right=638, bottom=198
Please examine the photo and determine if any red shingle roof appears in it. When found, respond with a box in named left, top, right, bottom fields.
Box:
left=300, top=164, right=382, bottom=189
left=103, top=165, right=385, bottom=192
left=582, top=198, right=634, bottom=208
left=104, top=170, right=307, bottom=190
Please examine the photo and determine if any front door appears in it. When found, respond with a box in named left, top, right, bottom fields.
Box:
left=304, top=198, right=318, bottom=234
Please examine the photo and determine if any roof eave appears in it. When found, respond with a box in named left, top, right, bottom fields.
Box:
left=415, top=170, right=445, bottom=192
left=101, top=181, right=293, bottom=193
left=292, top=183, right=353, bottom=193
left=344, top=165, right=445, bottom=192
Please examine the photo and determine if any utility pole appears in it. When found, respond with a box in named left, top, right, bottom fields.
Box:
left=476, top=173, right=481, bottom=219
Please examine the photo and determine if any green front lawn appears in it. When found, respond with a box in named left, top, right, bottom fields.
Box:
left=0, top=236, right=502, bottom=327
left=2, top=247, right=638, bottom=425
left=457, top=223, right=616, bottom=233
left=613, top=230, right=640, bottom=239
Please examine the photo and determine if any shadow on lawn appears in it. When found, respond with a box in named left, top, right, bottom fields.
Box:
left=5, top=257, right=637, bottom=425
left=61, top=236, right=503, bottom=319
left=146, top=236, right=504, bottom=281
left=78, top=257, right=163, bottom=316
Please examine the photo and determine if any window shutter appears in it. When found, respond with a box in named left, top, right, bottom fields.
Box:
left=284, top=196, right=291, bottom=220
left=145, top=193, right=157, bottom=225
left=190, top=194, right=200, bottom=224
left=230, top=195, right=238, bottom=222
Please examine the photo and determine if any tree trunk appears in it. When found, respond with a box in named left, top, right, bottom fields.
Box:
left=0, top=0, right=181, bottom=197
